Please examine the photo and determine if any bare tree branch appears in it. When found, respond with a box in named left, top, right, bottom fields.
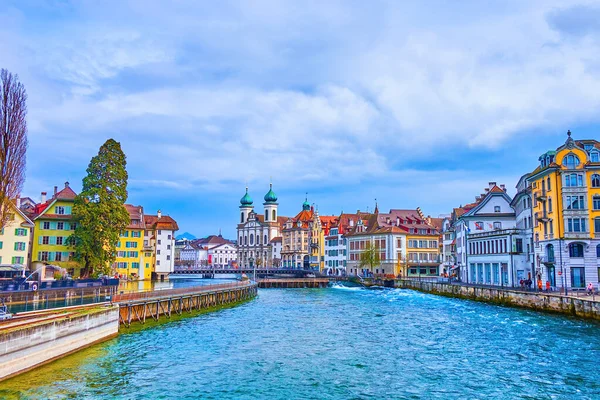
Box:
left=0, top=69, right=28, bottom=230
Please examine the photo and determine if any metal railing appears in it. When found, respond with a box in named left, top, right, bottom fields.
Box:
left=112, top=281, right=254, bottom=303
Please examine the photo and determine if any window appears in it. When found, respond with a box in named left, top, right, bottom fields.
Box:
left=595, top=218, right=600, bottom=234
left=566, top=218, right=586, bottom=233
left=565, top=174, right=583, bottom=187
left=595, top=196, right=600, bottom=211
left=42, top=221, right=50, bottom=230
left=56, top=237, right=64, bottom=245
left=71, top=223, right=77, bottom=230
left=515, top=238, right=523, bottom=253
left=569, top=243, right=584, bottom=258
left=591, top=152, right=600, bottom=163
left=566, top=195, right=585, bottom=210
left=563, top=154, right=580, bottom=169
left=14, top=242, right=26, bottom=251
left=250, top=234, right=254, bottom=245
left=493, top=222, right=502, bottom=230
left=547, top=176, right=551, bottom=190
left=167, top=255, right=171, bottom=260
left=592, top=174, right=600, bottom=188
left=12, top=256, right=24, bottom=264
left=42, top=236, right=49, bottom=245
left=55, top=206, right=65, bottom=215
left=167, top=244, right=171, bottom=250
left=494, top=206, right=501, bottom=213
left=548, top=198, right=552, bottom=212
left=157, top=239, right=161, bottom=245
left=272, top=210, right=276, bottom=221
left=475, top=222, right=484, bottom=230
left=597, top=244, right=600, bottom=258
left=15, top=228, right=27, bottom=236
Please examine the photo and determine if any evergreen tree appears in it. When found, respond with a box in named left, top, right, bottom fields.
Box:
left=71, top=139, right=129, bottom=277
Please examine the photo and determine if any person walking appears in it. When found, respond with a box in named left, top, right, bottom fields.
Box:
left=546, top=281, right=551, bottom=292
left=587, top=282, right=594, bottom=296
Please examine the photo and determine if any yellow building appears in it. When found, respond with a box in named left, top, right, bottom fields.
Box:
left=528, top=131, right=600, bottom=289
left=0, top=200, right=34, bottom=274
left=30, top=182, right=80, bottom=276
left=113, top=204, right=148, bottom=280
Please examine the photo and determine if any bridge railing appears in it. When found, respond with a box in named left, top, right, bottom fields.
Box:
left=112, top=281, right=254, bottom=303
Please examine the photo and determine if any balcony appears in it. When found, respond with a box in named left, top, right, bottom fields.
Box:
left=535, top=212, right=549, bottom=223
left=539, top=254, right=555, bottom=265
left=543, top=233, right=554, bottom=240
left=467, top=228, right=523, bottom=239
left=534, top=190, right=547, bottom=201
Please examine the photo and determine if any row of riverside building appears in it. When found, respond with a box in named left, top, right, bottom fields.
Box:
left=442, top=131, right=600, bottom=290
left=0, top=181, right=179, bottom=281
left=235, top=184, right=444, bottom=278
left=234, top=131, right=599, bottom=289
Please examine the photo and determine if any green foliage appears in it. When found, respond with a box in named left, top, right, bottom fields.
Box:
left=70, top=139, right=129, bottom=277
left=359, top=241, right=380, bottom=272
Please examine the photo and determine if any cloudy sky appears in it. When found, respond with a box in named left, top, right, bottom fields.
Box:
left=2, top=0, right=600, bottom=238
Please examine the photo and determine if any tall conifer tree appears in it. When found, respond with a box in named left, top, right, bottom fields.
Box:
left=71, top=139, right=129, bottom=277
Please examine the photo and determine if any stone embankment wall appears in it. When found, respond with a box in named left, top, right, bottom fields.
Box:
left=0, top=306, right=119, bottom=381
left=396, top=280, right=600, bottom=320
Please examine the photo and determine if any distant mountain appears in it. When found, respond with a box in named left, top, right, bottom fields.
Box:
left=176, top=232, right=196, bottom=240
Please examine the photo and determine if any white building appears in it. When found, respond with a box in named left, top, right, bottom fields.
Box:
left=511, top=173, right=535, bottom=282
left=237, top=185, right=286, bottom=268
left=269, top=237, right=282, bottom=267
left=458, top=182, right=529, bottom=287
left=145, top=210, right=178, bottom=281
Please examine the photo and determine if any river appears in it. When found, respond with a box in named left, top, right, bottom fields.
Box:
left=2, top=285, right=600, bottom=399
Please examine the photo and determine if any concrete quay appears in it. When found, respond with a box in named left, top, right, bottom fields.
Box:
left=395, top=279, right=600, bottom=320
left=0, top=304, right=119, bottom=382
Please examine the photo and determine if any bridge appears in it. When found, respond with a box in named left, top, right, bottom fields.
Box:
left=171, top=268, right=322, bottom=278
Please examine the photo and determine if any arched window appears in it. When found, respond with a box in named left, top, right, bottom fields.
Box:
left=569, top=243, right=584, bottom=258
left=240, top=212, right=244, bottom=223
left=264, top=234, right=268, bottom=244
left=239, top=235, right=243, bottom=244
left=547, top=176, right=551, bottom=190
left=494, top=206, right=501, bottom=213
left=548, top=198, right=553, bottom=212
left=563, top=154, right=580, bottom=169
left=265, top=210, right=268, bottom=221
left=592, top=174, right=600, bottom=188
left=250, top=234, right=254, bottom=245
left=595, top=217, right=600, bottom=234
left=597, top=244, right=600, bottom=258
left=594, top=196, right=600, bottom=211
left=272, top=210, right=276, bottom=221
left=244, top=235, right=248, bottom=245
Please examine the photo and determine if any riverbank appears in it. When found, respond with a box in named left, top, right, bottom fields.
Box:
left=395, top=279, right=600, bottom=320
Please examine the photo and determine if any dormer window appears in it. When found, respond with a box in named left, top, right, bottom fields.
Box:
left=494, top=206, right=501, bottom=213
left=591, top=151, right=600, bottom=163
left=563, top=154, right=580, bottom=169
left=585, top=144, right=593, bottom=151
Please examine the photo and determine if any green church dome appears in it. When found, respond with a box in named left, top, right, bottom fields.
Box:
left=302, top=195, right=310, bottom=211
left=240, top=187, right=253, bottom=206
left=264, top=184, right=278, bottom=203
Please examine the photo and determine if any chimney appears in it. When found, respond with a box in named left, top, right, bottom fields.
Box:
left=475, top=196, right=481, bottom=202
left=16, top=197, right=21, bottom=209
left=157, top=210, right=162, bottom=219
left=41, top=192, right=47, bottom=203
left=54, top=186, right=58, bottom=197
left=64, top=181, right=70, bottom=188
left=500, top=184, right=506, bottom=192
left=484, top=188, right=490, bottom=193
left=488, top=181, right=496, bottom=189
left=396, top=217, right=400, bottom=226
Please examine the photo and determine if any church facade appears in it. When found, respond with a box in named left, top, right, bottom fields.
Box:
left=236, top=185, right=286, bottom=268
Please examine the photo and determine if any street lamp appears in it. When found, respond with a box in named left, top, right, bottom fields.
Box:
left=249, top=257, right=255, bottom=282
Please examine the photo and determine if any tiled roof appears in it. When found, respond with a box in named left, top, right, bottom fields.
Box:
left=345, top=208, right=439, bottom=237
left=269, top=236, right=283, bottom=243
left=196, top=235, right=229, bottom=246
left=55, top=186, right=77, bottom=201
left=145, top=214, right=179, bottom=231
left=124, top=204, right=145, bottom=229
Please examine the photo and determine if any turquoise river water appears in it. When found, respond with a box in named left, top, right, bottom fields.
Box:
left=2, top=284, right=600, bottom=399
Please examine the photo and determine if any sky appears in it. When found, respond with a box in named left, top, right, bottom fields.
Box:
left=2, top=0, right=600, bottom=238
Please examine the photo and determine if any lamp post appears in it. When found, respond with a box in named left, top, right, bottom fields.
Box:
left=249, top=257, right=255, bottom=282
